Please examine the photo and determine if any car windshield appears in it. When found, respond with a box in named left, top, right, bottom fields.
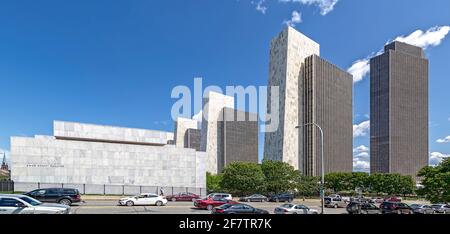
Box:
left=432, top=205, right=442, bottom=208
left=20, top=196, right=42, bottom=206
left=281, top=204, right=294, bottom=208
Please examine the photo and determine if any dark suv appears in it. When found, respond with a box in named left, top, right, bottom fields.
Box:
left=268, top=193, right=294, bottom=203
left=380, top=202, right=413, bottom=214
left=24, top=188, right=82, bottom=206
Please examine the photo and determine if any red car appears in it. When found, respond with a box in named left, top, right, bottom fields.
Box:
left=194, top=197, right=238, bottom=210
left=166, top=192, right=200, bottom=202
left=384, top=196, right=402, bottom=202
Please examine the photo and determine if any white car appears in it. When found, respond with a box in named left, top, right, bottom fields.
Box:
left=274, top=204, right=319, bottom=214
left=0, top=194, right=71, bottom=214
left=208, top=193, right=233, bottom=200
left=118, top=193, right=168, bottom=206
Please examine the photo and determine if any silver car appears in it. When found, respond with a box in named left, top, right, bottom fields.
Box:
left=431, top=204, right=450, bottom=214
left=410, top=204, right=434, bottom=214
left=0, top=194, right=71, bottom=214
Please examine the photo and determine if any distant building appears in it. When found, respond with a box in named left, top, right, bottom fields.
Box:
left=201, top=91, right=259, bottom=174
left=264, top=26, right=353, bottom=176
left=218, top=107, right=259, bottom=173
left=370, top=41, right=429, bottom=177
left=1, top=153, right=10, bottom=178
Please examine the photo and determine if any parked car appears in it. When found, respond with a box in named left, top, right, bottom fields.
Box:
left=431, top=204, right=450, bottom=214
left=212, top=203, right=269, bottom=214
left=410, top=204, right=434, bottom=214
left=274, top=204, right=318, bottom=214
left=118, top=193, right=167, bottom=206
left=371, top=197, right=384, bottom=204
left=380, top=202, right=413, bottom=214
left=194, top=197, right=238, bottom=210
left=199, top=193, right=232, bottom=201
left=24, top=188, right=82, bottom=206
left=268, top=193, right=294, bottom=203
left=0, top=194, right=70, bottom=214
left=239, top=194, right=267, bottom=202
left=346, top=201, right=380, bottom=214
left=166, top=192, right=200, bottom=202
left=384, top=196, right=402, bottom=202
left=324, top=197, right=347, bottom=208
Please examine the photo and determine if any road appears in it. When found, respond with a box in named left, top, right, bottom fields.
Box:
left=71, top=200, right=347, bottom=214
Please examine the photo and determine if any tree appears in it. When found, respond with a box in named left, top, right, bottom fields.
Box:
left=295, top=174, right=320, bottom=197
left=325, top=172, right=352, bottom=192
left=261, top=160, right=297, bottom=194
left=220, top=162, right=266, bottom=196
left=206, top=172, right=223, bottom=193
left=417, top=158, right=450, bottom=203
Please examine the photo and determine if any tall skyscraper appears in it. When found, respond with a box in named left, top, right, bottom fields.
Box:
left=370, top=41, right=429, bottom=177
left=302, top=55, right=353, bottom=176
left=264, top=27, right=353, bottom=176
left=264, top=26, right=320, bottom=171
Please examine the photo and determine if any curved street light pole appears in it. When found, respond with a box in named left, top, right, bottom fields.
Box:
left=296, top=123, right=324, bottom=214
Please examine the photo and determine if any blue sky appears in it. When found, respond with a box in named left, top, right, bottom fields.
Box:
left=0, top=0, right=449, bottom=171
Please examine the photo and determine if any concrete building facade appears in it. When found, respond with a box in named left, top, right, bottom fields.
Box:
left=174, top=117, right=200, bottom=149
left=370, top=41, right=429, bottom=177
left=264, top=27, right=353, bottom=176
left=264, top=26, right=320, bottom=171
left=217, top=107, right=259, bottom=172
left=11, top=121, right=206, bottom=194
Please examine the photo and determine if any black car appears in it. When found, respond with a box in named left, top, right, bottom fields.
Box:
left=268, top=193, right=294, bottom=203
left=346, top=201, right=380, bottom=214
left=212, top=203, right=269, bottom=214
left=380, top=202, right=413, bottom=214
left=24, top=188, right=82, bottom=206
left=239, top=194, right=268, bottom=202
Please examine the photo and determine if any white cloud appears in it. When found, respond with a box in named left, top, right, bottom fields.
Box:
left=348, top=26, right=450, bottom=83
left=353, top=120, right=370, bottom=138
left=353, top=145, right=370, bottom=172
left=437, top=136, right=450, bottom=143
left=429, top=152, right=450, bottom=166
left=279, top=0, right=339, bottom=15
left=353, top=158, right=370, bottom=172
left=253, top=0, right=268, bottom=14
left=283, top=10, right=302, bottom=27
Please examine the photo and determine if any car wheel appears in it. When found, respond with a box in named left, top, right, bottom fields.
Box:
left=207, top=205, right=214, bottom=211
left=126, top=201, right=134, bottom=207
left=59, top=199, right=72, bottom=206
left=397, top=210, right=402, bottom=215
left=156, top=201, right=163, bottom=206
left=293, top=212, right=297, bottom=215
left=172, top=198, right=177, bottom=202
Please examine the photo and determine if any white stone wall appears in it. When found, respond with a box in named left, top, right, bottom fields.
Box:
left=54, top=121, right=174, bottom=145
left=10, top=136, right=206, bottom=189
left=264, top=26, right=320, bottom=171
left=174, top=117, right=200, bottom=148
left=200, top=91, right=234, bottom=174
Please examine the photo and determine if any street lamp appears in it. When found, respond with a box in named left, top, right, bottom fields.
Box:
left=296, top=123, right=324, bottom=215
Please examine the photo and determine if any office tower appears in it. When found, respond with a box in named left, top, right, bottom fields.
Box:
left=200, top=91, right=259, bottom=174
left=264, top=26, right=353, bottom=176
left=264, top=26, right=320, bottom=171
left=370, top=41, right=429, bottom=177
left=217, top=107, right=259, bottom=172
left=302, top=55, right=353, bottom=176
left=185, top=128, right=201, bottom=151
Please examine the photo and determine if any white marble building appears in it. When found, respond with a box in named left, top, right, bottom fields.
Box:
left=11, top=121, right=206, bottom=194
left=264, top=26, right=320, bottom=171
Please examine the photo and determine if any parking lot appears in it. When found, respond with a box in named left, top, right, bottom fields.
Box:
left=71, top=198, right=348, bottom=214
